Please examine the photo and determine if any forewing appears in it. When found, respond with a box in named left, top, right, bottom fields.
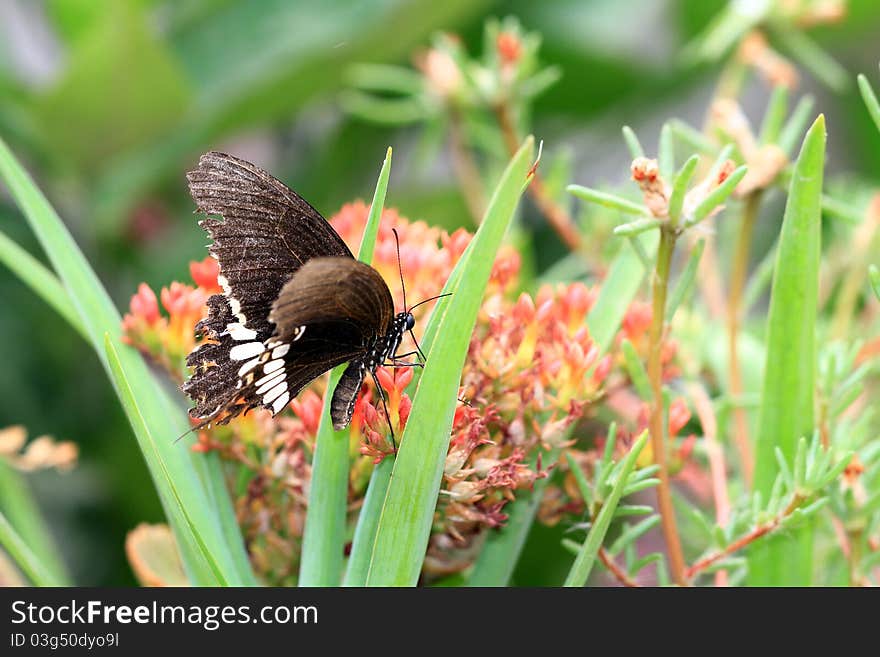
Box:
left=186, top=151, right=353, bottom=335
left=269, top=257, right=394, bottom=346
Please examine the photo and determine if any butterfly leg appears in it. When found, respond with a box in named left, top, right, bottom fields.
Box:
left=370, top=369, right=397, bottom=452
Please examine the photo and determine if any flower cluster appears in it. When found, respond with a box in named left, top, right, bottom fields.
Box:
left=122, top=259, right=219, bottom=380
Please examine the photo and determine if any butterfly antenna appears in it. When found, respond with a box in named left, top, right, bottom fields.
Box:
left=370, top=369, right=397, bottom=452
left=392, top=227, right=408, bottom=312
left=405, top=292, right=454, bottom=363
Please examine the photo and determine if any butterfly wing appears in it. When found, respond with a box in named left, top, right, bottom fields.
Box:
left=185, top=257, right=395, bottom=425
left=186, top=150, right=353, bottom=336
left=184, top=151, right=357, bottom=423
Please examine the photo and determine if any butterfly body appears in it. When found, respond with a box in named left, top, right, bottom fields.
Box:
left=181, top=151, right=416, bottom=431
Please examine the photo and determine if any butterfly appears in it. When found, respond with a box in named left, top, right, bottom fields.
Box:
left=181, top=151, right=440, bottom=439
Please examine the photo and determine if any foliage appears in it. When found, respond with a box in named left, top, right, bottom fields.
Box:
left=1, top=1, right=879, bottom=586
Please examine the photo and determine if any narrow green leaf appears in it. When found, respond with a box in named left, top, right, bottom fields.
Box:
left=778, top=95, right=815, bottom=157
left=608, top=515, right=660, bottom=556
left=773, top=27, right=848, bottom=92
left=668, top=155, right=699, bottom=224
left=587, top=231, right=658, bottom=353
left=821, top=195, right=863, bottom=225
left=666, top=238, right=705, bottom=321
left=564, top=434, right=648, bottom=587
left=567, top=185, right=650, bottom=216
left=0, top=136, right=254, bottom=586
left=749, top=115, right=825, bottom=586
left=343, top=457, right=393, bottom=586
left=622, top=126, right=645, bottom=159
left=759, top=85, right=789, bottom=145
left=0, top=230, right=86, bottom=339
left=0, top=461, right=70, bottom=585
left=365, top=138, right=533, bottom=586
left=613, top=217, right=662, bottom=236
left=670, top=119, right=719, bottom=156
left=621, top=339, right=652, bottom=400
left=685, top=165, right=748, bottom=228
left=300, top=147, right=391, bottom=587
left=564, top=452, right=593, bottom=510
left=0, top=510, right=61, bottom=587
left=859, top=73, right=880, bottom=134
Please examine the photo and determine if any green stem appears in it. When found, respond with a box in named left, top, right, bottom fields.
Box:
left=648, top=227, right=687, bottom=586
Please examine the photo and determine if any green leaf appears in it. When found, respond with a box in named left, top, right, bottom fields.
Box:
left=772, top=26, right=849, bottom=92
left=759, top=85, right=789, bottom=145
left=564, top=434, right=648, bottom=587
left=0, top=510, right=61, bottom=587
left=622, top=339, right=652, bottom=400
left=685, top=165, right=748, bottom=228
left=613, top=217, right=663, bottom=236
left=858, top=73, right=880, bottom=134
left=666, top=238, right=705, bottom=321
left=587, top=231, right=658, bottom=353
left=0, top=460, right=70, bottom=585
left=364, top=138, right=533, bottom=586
left=622, top=126, right=645, bottom=159
left=0, top=230, right=86, bottom=340
left=567, top=185, right=650, bottom=217
left=778, top=95, right=815, bottom=157
left=608, top=515, right=660, bottom=556
left=670, top=119, right=718, bottom=156
left=299, top=147, right=391, bottom=587
left=343, top=458, right=394, bottom=587
left=0, top=136, right=254, bottom=586
left=749, top=115, right=825, bottom=586
left=668, top=154, right=699, bottom=224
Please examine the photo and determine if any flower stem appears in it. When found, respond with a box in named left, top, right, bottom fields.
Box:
left=493, top=101, right=582, bottom=251
left=727, top=191, right=761, bottom=486
left=648, top=226, right=687, bottom=586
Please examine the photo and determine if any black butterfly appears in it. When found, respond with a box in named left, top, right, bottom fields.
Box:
left=181, top=151, right=436, bottom=437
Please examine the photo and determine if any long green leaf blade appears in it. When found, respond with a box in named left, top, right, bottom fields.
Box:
left=364, top=137, right=534, bottom=586
left=749, top=115, right=825, bottom=586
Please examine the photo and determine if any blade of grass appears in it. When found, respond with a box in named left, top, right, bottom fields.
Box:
left=364, top=137, right=534, bottom=586
left=858, top=73, right=880, bottom=133
left=342, top=457, right=393, bottom=586
left=0, top=137, right=254, bottom=585
left=0, top=510, right=61, bottom=586
left=749, top=115, right=825, bottom=586
left=564, top=433, right=648, bottom=587
left=0, top=460, right=70, bottom=585
left=299, top=147, right=391, bottom=587
left=0, top=230, right=86, bottom=340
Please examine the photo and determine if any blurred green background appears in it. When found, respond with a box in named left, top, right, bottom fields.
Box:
left=1, top=0, right=878, bottom=585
